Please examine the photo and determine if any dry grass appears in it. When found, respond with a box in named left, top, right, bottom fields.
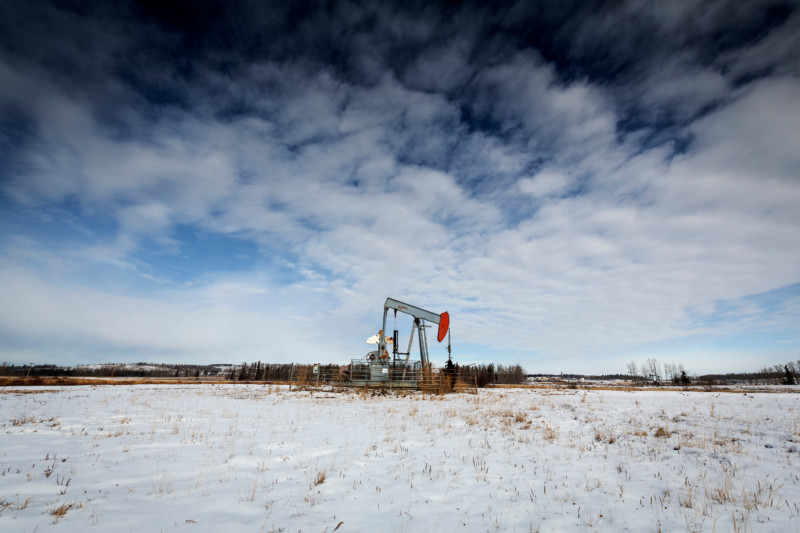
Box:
left=0, top=496, right=33, bottom=515
left=0, top=388, right=64, bottom=395
left=488, top=382, right=798, bottom=394
left=653, top=426, right=672, bottom=438
left=679, top=478, right=695, bottom=509
left=2, top=376, right=796, bottom=396
left=49, top=501, right=82, bottom=522
left=0, top=500, right=12, bottom=516
left=0, top=376, right=283, bottom=387
left=542, top=423, right=559, bottom=441
left=594, top=429, right=617, bottom=444
left=10, top=416, right=38, bottom=426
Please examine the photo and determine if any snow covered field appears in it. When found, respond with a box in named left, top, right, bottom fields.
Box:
left=1, top=385, right=799, bottom=532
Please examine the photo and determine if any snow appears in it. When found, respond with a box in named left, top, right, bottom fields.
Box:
left=1, top=385, right=799, bottom=532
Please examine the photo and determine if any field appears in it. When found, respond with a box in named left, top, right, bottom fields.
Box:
left=1, top=385, right=799, bottom=532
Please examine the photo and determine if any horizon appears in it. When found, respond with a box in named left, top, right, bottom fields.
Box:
left=4, top=358, right=796, bottom=379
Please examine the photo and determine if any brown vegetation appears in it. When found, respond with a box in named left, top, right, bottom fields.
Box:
left=0, top=376, right=287, bottom=388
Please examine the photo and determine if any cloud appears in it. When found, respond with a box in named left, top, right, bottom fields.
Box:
left=0, top=265, right=354, bottom=364
left=518, top=169, right=571, bottom=198
left=0, top=0, right=798, bottom=373
left=470, top=51, right=617, bottom=155
left=686, top=77, right=800, bottom=181
left=403, top=37, right=475, bottom=93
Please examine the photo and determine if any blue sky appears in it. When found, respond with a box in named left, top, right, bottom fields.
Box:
left=1, top=0, right=799, bottom=374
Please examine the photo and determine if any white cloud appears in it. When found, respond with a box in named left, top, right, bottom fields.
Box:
left=472, top=51, right=617, bottom=160
left=518, top=169, right=570, bottom=198
left=0, top=266, right=352, bottom=364
left=686, top=77, right=800, bottom=181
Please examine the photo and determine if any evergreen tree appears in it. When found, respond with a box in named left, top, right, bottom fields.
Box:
left=782, top=365, right=796, bottom=385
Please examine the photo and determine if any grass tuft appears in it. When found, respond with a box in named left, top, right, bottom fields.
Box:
left=653, top=426, right=672, bottom=438
left=49, top=501, right=81, bottom=522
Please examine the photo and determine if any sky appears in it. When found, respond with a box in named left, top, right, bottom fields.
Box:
left=1, top=0, right=799, bottom=374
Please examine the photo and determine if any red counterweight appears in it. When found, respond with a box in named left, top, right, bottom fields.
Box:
left=437, top=311, right=449, bottom=343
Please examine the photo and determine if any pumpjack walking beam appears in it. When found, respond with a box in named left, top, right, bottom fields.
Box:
left=378, top=297, right=449, bottom=365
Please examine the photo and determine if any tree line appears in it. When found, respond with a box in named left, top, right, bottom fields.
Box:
left=4, top=359, right=797, bottom=387
left=626, top=358, right=691, bottom=385
left=233, top=362, right=527, bottom=386
left=757, top=361, right=799, bottom=385
left=449, top=363, right=526, bottom=387
left=625, top=358, right=800, bottom=386
left=0, top=361, right=528, bottom=387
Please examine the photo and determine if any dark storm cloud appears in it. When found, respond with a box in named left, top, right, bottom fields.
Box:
left=2, top=0, right=795, bottom=162
left=2, top=0, right=798, bottom=235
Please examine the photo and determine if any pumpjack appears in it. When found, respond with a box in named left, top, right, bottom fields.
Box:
left=346, top=297, right=451, bottom=388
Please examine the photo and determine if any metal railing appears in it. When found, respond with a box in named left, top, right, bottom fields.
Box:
left=285, top=362, right=478, bottom=394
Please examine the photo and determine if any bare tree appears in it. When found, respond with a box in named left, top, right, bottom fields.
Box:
left=626, top=361, right=638, bottom=384
left=495, top=364, right=526, bottom=384
left=664, top=363, right=675, bottom=383
left=639, top=361, right=650, bottom=383
left=646, top=358, right=662, bottom=384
